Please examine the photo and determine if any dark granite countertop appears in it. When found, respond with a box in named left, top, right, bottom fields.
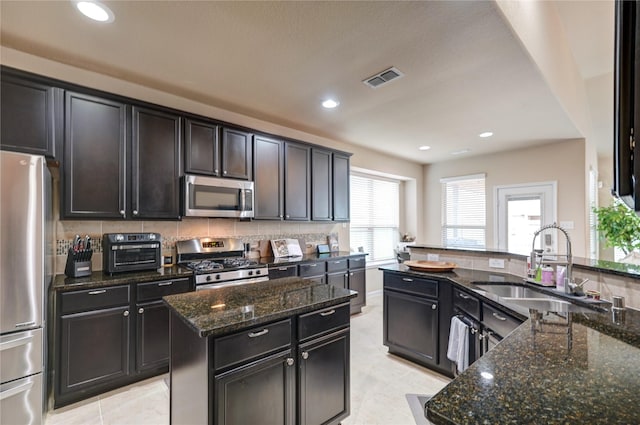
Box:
left=408, top=244, right=640, bottom=279
left=378, top=265, right=640, bottom=424
left=257, top=251, right=366, bottom=267
left=163, top=277, right=356, bottom=338
left=51, top=266, right=193, bottom=292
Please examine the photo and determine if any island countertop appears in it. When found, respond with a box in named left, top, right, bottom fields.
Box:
left=378, top=265, right=640, bottom=424
left=163, top=277, right=356, bottom=338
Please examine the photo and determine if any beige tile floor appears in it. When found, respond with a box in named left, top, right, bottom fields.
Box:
left=45, top=293, right=450, bottom=425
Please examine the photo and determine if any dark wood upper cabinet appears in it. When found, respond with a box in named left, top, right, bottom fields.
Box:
left=284, top=142, right=311, bottom=221
left=221, top=127, right=252, bottom=180
left=184, top=118, right=219, bottom=176
left=131, top=106, right=182, bottom=219
left=63, top=91, right=127, bottom=219
left=311, top=148, right=332, bottom=221
left=332, top=153, right=350, bottom=221
left=253, top=135, right=284, bottom=220
left=1, top=73, right=61, bottom=158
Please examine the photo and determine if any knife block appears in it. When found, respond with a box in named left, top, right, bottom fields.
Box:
left=65, top=248, right=93, bottom=278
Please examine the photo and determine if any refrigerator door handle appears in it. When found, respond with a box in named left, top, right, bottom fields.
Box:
left=0, top=334, right=34, bottom=351
left=0, top=378, right=34, bottom=401
left=14, top=321, right=36, bottom=329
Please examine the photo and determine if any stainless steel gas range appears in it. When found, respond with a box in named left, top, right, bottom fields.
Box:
left=176, top=238, right=268, bottom=290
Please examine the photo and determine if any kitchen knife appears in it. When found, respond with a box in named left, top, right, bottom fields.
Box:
left=73, top=235, right=80, bottom=253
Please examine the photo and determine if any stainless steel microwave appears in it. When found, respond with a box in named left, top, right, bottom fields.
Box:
left=184, top=175, right=254, bottom=218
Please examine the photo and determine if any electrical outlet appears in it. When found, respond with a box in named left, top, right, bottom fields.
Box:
left=427, top=253, right=439, bottom=261
left=489, top=258, right=505, bottom=269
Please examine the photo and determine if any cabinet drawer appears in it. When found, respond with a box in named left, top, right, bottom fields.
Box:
left=298, top=303, right=350, bottom=342
left=213, top=319, right=292, bottom=371
left=60, top=285, right=130, bottom=315
left=482, top=303, right=522, bottom=339
left=348, top=256, right=366, bottom=270
left=136, top=278, right=192, bottom=302
left=268, top=265, right=298, bottom=280
left=383, top=272, right=438, bottom=298
left=453, top=288, right=481, bottom=321
left=326, top=258, right=348, bottom=273
left=299, top=261, right=326, bottom=277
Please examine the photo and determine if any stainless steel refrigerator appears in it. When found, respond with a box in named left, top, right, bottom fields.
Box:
left=0, top=150, right=51, bottom=425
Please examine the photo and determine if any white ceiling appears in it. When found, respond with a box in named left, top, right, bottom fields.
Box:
left=0, top=1, right=614, bottom=164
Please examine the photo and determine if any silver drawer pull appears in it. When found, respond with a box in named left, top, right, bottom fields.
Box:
left=158, top=282, right=173, bottom=286
left=302, top=351, right=309, bottom=360
left=333, top=261, right=343, bottom=264
left=492, top=312, right=507, bottom=321
left=286, top=358, right=294, bottom=366
left=458, top=293, right=471, bottom=300
left=88, top=290, right=106, bottom=295
left=308, top=264, right=317, bottom=267
left=278, top=267, right=288, bottom=271
left=431, top=304, right=437, bottom=310
left=248, top=329, right=269, bottom=338
left=15, top=321, right=36, bottom=328
left=320, top=309, right=336, bottom=317
left=402, top=278, right=413, bottom=282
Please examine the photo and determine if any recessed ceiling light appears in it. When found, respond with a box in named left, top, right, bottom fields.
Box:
left=451, top=149, right=471, bottom=156
left=322, top=99, right=339, bottom=109
left=479, top=131, right=493, bottom=138
left=418, top=146, right=431, bottom=151
left=74, top=1, right=114, bottom=23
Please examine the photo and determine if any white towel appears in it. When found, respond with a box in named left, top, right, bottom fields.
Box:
left=447, top=316, right=470, bottom=373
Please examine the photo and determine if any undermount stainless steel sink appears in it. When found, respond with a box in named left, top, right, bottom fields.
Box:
left=499, top=297, right=596, bottom=314
left=472, top=284, right=554, bottom=300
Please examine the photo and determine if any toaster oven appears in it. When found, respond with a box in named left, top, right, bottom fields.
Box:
left=102, top=233, right=161, bottom=274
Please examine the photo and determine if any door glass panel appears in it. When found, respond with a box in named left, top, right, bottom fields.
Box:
left=507, top=197, right=541, bottom=255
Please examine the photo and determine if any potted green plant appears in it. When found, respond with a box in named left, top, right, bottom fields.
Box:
left=593, top=200, right=640, bottom=263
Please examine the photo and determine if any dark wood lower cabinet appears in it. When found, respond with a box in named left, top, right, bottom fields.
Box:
left=59, top=306, right=130, bottom=395
left=135, top=301, right=170, bottom=372
left=214, top=350, right=295, bottom=425
left=299, top=330, right=350, bottom=425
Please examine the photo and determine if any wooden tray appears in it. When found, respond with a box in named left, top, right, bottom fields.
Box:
left=404, top=260, right=457, bottom=272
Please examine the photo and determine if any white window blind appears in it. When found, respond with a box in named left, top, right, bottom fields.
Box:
left=441, top=174, right=486, bottom=248
left=350, top=173, right=399, bottom=262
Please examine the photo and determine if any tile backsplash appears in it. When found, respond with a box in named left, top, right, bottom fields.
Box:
left=54, top=218, right=349, bottom=275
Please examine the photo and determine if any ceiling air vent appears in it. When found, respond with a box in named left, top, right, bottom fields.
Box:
left=363, top=67, right=404, bottom=89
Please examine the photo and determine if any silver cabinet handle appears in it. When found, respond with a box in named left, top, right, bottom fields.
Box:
left=119, top=210, right=126, bottom=217
left=458, top=292, right=471, bottom=300
left=138, top=308, right=144, bottom=314
left=0, top=378, right=34, bottom=401
left=350, top=272, right=354, bottom=276
left=286, top=358, right=294, bottom=366
left=308, top=264, right=317, bottom=267
left=223, top=170, right=227, bottom=175
left=123, top=311, right=129, bottom=317
left=492, top=312, right=507, bottom=321
left=133, top=210, right=139, bottom=216
left=479, top=333, right=485, bottom=340
left=402, top=278, right=413, bottom=282
left=248, top=329, right=269, bottom=338
left=0, top=334, right=33, bottom=351
left=279, top=215, right=283, bottom=218
left=302, top=351, right=309, bottom=360
left=88, top=290, right=106, bottom=295
left=320, top=309, right=335, bottom=317
left=333, top=260, right=343, bottom=264
left=278, top=267, right=288, bottom=271
left=285, top=215, right=290, bottom=219
left=431, top=304, right=437, bottom=310
left=158, top=281, right=173, bottom=286
left=15, top=321, right=36, bottom=328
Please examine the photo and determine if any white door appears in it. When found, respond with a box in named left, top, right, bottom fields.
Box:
left=495, top=182, right=557, bottom=255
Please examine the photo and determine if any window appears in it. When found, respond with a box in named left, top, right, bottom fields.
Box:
left=350, top=173, right=400, bottom=263
left=588, top=168, right=598, bottom=259
left=441, top=174, right=486, bottom=248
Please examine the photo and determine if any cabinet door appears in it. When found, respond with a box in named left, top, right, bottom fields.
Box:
left=135, top=301, right=169, bottom=372
left=184, top=118, right=219, bottom=176
left=383, top=290, right=438, bottom=364
left=299, top=330, right=350, bottom=425
left=311, top=148, right=332, bottom=221
left=59, top=306, right=130, bottom=394
left=63, top=92, right=127, bottom=219
left=214, top=350, right=295, bottom=425
left=221, top=127, right=252, bottom=180
left=332, top=153, right=350, bottom=221
left=284, top=142, right=311, bottom=220
left=0, top=74, right=58, bottom=158
left=254, top=135, right=284, bottom=219
left=131, top=106, right=181, bottom=219
left=327, top=272, right=347, bottom=289
left=348, top=268, right=366, bottom=314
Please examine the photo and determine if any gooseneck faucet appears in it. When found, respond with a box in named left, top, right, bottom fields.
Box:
left=531, top=223, right=573, bottom=294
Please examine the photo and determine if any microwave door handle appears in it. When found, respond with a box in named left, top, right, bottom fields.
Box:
left=240, top=189, right=245, bottom=211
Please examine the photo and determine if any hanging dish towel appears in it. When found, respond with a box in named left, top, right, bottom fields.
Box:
left=447, top=316, right=470, bottom=373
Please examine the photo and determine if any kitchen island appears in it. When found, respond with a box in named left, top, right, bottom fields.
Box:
left=163, top=277, right=356, bottom=425
left=378, top=265, right=640, bottom=424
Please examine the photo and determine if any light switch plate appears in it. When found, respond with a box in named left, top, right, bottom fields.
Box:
left=489, top=258, right=505, bottom=269
left=427, top=253, right=439, bottom=261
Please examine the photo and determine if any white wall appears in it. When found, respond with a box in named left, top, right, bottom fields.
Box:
left=423, top=139, right=589, bottom=257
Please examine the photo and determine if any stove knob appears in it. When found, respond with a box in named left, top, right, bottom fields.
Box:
left=248, top=271, right=254, bottom=276
left=206, top=275, right=212, bottom=282
left=255, top=269, right=261, bottom=275
left=216, top=274, right=221, bottom=280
